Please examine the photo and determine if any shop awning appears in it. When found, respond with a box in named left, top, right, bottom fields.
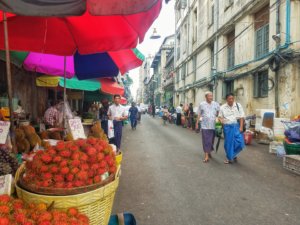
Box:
left=99, top=78, right=125, bottom=96
left=36, top=76, right=100, bottom=91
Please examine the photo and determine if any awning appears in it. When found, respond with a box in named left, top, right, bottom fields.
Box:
left=99, top=78, right=125, bottom=96
left=120, top=97, right=127, bottom=105
left=36, top=76, right=100, bottom=91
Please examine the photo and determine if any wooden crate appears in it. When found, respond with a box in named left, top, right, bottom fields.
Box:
left=283, top=155, right=300, bottom=175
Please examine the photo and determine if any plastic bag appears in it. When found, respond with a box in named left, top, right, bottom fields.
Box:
left=108, top=120, right=114, bottom=139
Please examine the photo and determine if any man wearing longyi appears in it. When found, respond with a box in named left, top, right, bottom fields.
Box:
left=108, top=95, right=128, bottom=152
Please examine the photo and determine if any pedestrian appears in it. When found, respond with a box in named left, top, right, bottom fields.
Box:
left=162, top=106, right=169, bottom=125
left=108, top=94, right=128, bottom=152
left=44, top=100, right=59, bottom=129
left=137, top=103, right=142, bottom=123
left=152, top=103, right=156, bottom=118
left=176, top=104, right=183, bottom=126
left=188, top=103, right=195, bottom=130
left=196, top=91, right=220, bottom=163
left=219, top=93, right=245, bottom=164
left=99, top=99, right=109, bottom=136
left=129, top=102, right=139, bottom=130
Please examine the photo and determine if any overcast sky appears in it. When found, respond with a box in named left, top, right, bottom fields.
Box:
left=129, top=1, right=175, bottom=100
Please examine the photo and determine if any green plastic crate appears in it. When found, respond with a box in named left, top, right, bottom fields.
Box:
left=283, top=140, right=300, bottom=155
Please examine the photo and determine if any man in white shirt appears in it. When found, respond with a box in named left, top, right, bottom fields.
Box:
left=219, top=93, right=245, bottom=164
left=108, top=94, right=128, bottom=152
left=176, top=104, right=183, bottom=126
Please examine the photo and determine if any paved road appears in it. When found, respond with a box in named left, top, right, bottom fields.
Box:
left=112, top=115, right=300, bottom=225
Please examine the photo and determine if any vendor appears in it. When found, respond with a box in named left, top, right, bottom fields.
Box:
left=44, top=100, right=59, bottom=129
left=88, top=103, right=99, bottom=120
left=99, top=99, right=109, bottom=136
left=14, top=100, right=26, bottom=119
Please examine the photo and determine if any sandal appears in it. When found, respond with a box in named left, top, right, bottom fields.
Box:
left=203, top=158, right=209, bottom=163
left=234, top=157, right=238, bottom=162
left=224, top=160, right=233, bottom=164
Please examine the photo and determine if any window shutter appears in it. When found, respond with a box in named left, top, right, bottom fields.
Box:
left=260, top=71, right=268, bottom=97
left=263, top=25, right=269, bottom=56
left=222, top=82, right=227, bottom=99
left=253, top=74, right=259, bottom=98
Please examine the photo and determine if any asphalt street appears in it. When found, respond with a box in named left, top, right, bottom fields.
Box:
left=112, top=115, right=300, bottom=225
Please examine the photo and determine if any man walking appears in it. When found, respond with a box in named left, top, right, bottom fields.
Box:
left=129, top=102, right=139, bottom=130
left=176, top=104, right=183, bottom=126
left=219, top=93, right=245, bottom=164
left=196, top=92, right=220, bottom=162
left=108, top=95, right=128, bottom=152
left=99, top=99, right=109, bottom=136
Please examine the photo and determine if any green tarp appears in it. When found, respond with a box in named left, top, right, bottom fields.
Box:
left=59, top=77, right=100, bottom=91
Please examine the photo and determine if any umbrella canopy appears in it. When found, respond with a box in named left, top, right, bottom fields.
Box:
left=0, top=49, right=144, bottom=79
left=120, top=97, right=127, bottom=105
left=99, top=78, right=125, bottom=96
left=0, top=0, right=160, bottom=16
left=0, top=0, right=162, bottom=55
left=36, top=76, right=101, bottom=91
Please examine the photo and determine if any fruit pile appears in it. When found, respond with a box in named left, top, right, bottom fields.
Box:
left=0, top=145, right=19, bottom=176
left=23, top=137, right=116, bottom=189
left=0, top=194, right=89, bottom=225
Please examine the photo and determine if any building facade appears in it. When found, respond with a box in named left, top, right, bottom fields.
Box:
left=150, top=35, right=175, bottom=107
left=137, top=56, right=153, bottom=104
left=174, top=0, right=300, bottom=118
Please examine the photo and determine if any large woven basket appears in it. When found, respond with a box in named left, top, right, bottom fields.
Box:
left=15, top=166, right=120, bottom=225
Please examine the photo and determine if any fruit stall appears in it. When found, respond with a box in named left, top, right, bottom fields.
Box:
left=0, top=119, right=121, bottom=225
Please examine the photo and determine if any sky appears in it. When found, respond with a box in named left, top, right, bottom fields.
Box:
left=129, top=1, right=175, bottom=100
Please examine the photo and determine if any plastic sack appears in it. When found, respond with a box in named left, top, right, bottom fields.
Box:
left=276, top=145, right=286, bottom=157
left=284, top=125, right=300, bottom=142
left=108, top=213, right=136, bottom=225
left=108, top=120, right=114, bottom=139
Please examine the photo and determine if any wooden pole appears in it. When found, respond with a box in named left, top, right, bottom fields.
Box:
left=63, top=56, right=67, bottom=128
left=3, top=12, right=15, bottom=151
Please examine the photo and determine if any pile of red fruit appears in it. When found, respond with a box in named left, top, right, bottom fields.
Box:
left=23, top=137, right=117, bottom=189
left=0, top=194, right=89, bottom=225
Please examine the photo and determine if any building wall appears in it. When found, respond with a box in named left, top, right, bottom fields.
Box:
left=174, top=0, right=300, bottom=118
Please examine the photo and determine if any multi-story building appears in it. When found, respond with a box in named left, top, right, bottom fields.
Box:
left=174, top=0, right=300, bottom=117
left=150, top=35, right=175, bottom=107
left=137, top=56, right=153, bottom=104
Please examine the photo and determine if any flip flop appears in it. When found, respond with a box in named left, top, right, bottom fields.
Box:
left=203, top=159, right=209, bottom=163
left=224, top=160, right=233, bottom=164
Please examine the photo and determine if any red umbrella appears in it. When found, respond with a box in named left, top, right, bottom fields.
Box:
left=0, top=0, right=162, bottom=55
left=99, top=78, right=125, bottom=96
left=0, top=0, right=160, bottom=16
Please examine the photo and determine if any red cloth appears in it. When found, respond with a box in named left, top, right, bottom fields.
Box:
left=0, top=0, right=162, bottom=55
left=99, top=78, right=125, bottom=96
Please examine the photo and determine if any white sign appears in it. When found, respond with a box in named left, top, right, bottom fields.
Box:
left=0, top=174, right=12, bottom=195
left=68, top=119, right=86, bottom=140
left=0, top=121, right=10, bottom=144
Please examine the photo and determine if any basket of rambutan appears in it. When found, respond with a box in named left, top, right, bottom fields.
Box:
left=14, top=137, right=121, bottom=225
left=0, top=194, right=90, bottom=225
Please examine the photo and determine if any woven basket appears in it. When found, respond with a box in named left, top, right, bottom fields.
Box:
left=16, top=164, right=115, bottom=196
left=115, top=152, right=123, bottom=167
left=15, top=165, right=120, bottom=225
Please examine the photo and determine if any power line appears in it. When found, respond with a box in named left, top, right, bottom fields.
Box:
left=175, top=0, right=288, bottom=78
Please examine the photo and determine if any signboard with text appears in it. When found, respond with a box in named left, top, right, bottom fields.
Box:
left=0, top=121, right=10, bottom=144
left=68, top=119, right=86, bottom=140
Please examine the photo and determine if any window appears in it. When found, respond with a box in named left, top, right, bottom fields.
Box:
left=255, top=25, right=269, bottom=58
left=254, top=5, right=269, bottom=59
left=253, top=71, right=268, bottom=98
left=181, top=63, right=186, bottom=80
left=176, top=34, right=181, bottom=60
left=210, top=43, right=215, bottom=73
left=222, top=80, right=234, bottom=98
left=227, top=31, right=235, bottom=69
left=193, top=8, right=198, bottom=43
left=192, top=55, right=197, bottom=75
left=208, top=1, right=214, bottom=26
left=183, top=24, right=187, bottom=53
